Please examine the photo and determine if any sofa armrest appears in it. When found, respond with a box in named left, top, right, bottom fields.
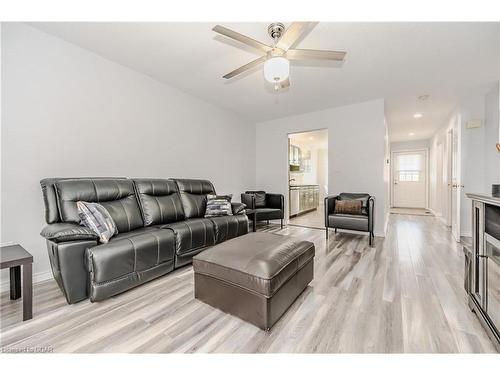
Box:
left=324, top=195, right=338, bottom=227
left=368, top=196, right=375, bottom=232
left=266, top=193, right=284, bottom=210
left=231, top=202, right=246, bottom=215
left=41, top=223, right=98, bottom=243
left=241, top=193, right=255, bottom=210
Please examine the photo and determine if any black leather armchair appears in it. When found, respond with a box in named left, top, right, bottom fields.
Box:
left=324, top=193, right=375, bottom=245
left=241, top=191, right=284, bottom=229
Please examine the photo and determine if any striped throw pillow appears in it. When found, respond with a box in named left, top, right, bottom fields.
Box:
left=204, top=194, right=233, bottom=218
left=77, top=201, right=118, bottom=243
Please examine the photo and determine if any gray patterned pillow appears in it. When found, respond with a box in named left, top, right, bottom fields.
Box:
left=204, top=194, right=233, bottom=218
left=77, top=201, right=118, bottom=243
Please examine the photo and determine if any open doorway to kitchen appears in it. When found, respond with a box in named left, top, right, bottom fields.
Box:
left=288, top=129, right=328, bottom=229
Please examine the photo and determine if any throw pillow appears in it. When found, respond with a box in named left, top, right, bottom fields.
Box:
left=334, top=200, right=362, bottom=215
left=77, top=201, right=118, bottom=243
left=205, top=194, right=233, bottom=217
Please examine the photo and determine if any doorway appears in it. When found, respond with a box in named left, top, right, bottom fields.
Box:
left=392, top=149, right=428, bottom=208
left=287, top=129, right=328, bottom=229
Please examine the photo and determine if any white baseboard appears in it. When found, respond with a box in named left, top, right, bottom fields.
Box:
left=461, top=231, right=472, bottom=238
left=0, top=270, right=53, bottom=293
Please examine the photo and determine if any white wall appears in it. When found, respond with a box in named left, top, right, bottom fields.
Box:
left=1, top=23, right=256, bottom=286
left=256, top=99, right=387, bottom=236
left=429, top=84, right=499, bottom=236
left=391, top=139, right=430, bottom=152
left=484, top=82, right=500, bottom=189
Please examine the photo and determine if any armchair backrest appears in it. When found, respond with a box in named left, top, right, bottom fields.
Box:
left=245, top=191, right=266, bottom=208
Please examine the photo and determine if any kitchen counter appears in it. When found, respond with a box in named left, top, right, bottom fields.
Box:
left=290, top=184, right=320, bottom=188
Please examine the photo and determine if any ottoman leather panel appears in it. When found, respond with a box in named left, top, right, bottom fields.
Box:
left=193, top=232, right=315, bottom=330
left=193, top=232, right=314, bottom=297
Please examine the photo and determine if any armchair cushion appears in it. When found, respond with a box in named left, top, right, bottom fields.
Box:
left=328, top=214, right=369, bottom=232
left=231, top=202, right=246, bottom=215
left=41, top=223, right=99, bottom=243
left=245, top=191, right=266, bottom=208
left=241, top=193, right=255, bottom=210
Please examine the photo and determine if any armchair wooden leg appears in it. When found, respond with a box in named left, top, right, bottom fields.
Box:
left=369, top=232, right=373, bottom=246
left=334, top=228, right=337, bottom=234
left=280, top=219, right=283, bottom=229
left=326, top=228, right=329, bottom=239
left=267, top=220, right=269, bottom=226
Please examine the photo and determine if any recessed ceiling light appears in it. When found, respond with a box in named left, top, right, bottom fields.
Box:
left=409, top=132, right=415, bottom=136
left=413, top=113, right=423, bottom=119
left=308, top=136, right=314, bottom=140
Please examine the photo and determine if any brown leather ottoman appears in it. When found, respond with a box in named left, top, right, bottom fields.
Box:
left=192, top=232, right=315, bottom=330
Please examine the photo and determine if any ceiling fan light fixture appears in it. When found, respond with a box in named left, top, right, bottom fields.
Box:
left=264, top=57, right=289, bottom=83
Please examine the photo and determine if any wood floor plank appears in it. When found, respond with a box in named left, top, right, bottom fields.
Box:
left=1, top=214, right=497, bottom=353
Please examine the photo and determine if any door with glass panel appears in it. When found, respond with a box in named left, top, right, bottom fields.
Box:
left=392, top=150, right=427, bottom=208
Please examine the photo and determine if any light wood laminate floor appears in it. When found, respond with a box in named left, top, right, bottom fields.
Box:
left=0, top=214, right=497, bottom=353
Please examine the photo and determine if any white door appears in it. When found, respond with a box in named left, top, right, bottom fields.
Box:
left=393, top=150, right=427, bottom=208
left=451, top=117, right=462, bottom=242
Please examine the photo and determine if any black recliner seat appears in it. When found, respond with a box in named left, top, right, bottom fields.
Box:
left=40, top=177, right=248, bottom=304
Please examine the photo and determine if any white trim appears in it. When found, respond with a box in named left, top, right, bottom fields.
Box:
left=390, top=148, right=429, bottom=209
left=461, top=231, right=472, bottom=238
left=0, top=270, right=53, bottom=293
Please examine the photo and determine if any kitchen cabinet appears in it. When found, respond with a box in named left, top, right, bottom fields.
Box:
left=289, top=185, right=320, bottom=217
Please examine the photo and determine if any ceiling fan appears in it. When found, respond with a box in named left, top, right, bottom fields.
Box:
left=213, top=22, right=346, bottom=90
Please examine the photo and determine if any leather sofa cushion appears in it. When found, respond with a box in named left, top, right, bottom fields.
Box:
left=162, top=218, right=216, bottom=255
left=133, top=179, right=185, bottom=226
left=328, top=214, right=368, bottom=232
left=55, top=179, right=143, bottom=233
left=338, top=193, right=370, bottom=215
left=40, top=177, right=127, bottom=224
left=86, top=229, right=175, bottom=284
left=192, top=232, right=315, bottom=297
left=174, top=179, right=216, bottom=219
left=209, top=215, right=248, bottom=244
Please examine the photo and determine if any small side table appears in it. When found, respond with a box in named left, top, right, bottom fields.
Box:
left=1, top=244, right=33, bottom=321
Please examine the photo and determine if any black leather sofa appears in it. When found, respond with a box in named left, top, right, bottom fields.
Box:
left=40, top=177, right=248, bottom=304
left=324, top=193, right=375, bottom=245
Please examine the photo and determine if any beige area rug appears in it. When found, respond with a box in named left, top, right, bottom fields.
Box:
left=390, top=207, right=434, bottom=216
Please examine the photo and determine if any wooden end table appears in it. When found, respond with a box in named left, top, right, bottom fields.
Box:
left=1, top=244, right=33, bottom=321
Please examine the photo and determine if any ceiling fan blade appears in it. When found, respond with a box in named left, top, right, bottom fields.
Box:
left=223, top=56, right=266, bottom=79
left=286, top=48, right=346, bottom=61
left=276, top=22, right=313, bottom=51
left=213, top=25, right=272, bottom=53
left=280, top=77, right=291, bottom=89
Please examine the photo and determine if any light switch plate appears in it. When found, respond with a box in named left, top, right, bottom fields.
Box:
left=466, top=119, right=482, bottom=129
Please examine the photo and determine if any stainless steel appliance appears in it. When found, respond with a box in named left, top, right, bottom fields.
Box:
left=290, top=187, right=300, bottom=216
left=289, top=185, right=319, bottom=217
left=466, top=193, right=500, bottom=350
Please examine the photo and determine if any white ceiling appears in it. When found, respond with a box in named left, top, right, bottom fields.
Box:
left=30, top=22, right=499, bottom=141
left=289, top=129, right=328, bottom=149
